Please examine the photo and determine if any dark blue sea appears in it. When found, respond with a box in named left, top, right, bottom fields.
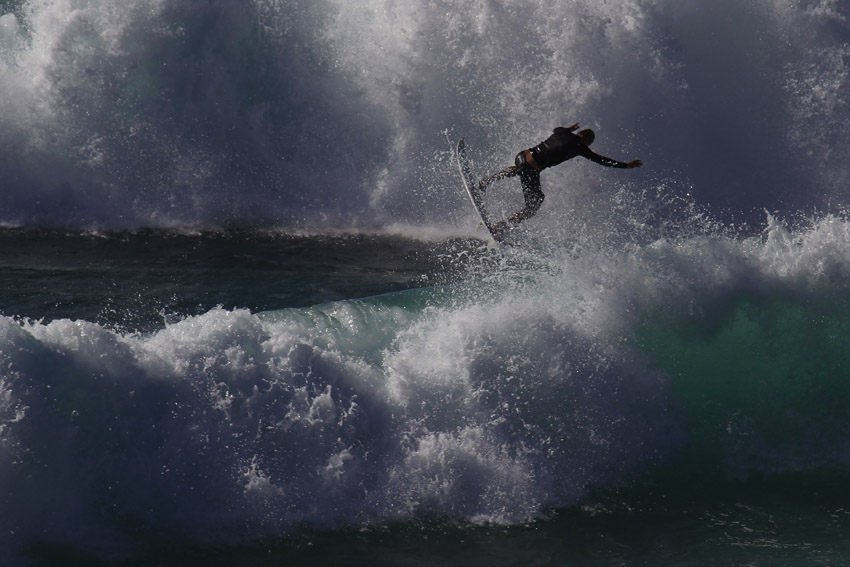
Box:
left=2, top=1, right=850, bottom=565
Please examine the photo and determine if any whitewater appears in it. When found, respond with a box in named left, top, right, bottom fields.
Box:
left=1, top=0, right=850, bottom=565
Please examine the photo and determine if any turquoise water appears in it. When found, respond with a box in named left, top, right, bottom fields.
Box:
left=639, top=295, right=850, bottom=477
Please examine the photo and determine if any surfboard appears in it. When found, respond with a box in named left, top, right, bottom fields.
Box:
left=454, top=139, right=498, bottom=244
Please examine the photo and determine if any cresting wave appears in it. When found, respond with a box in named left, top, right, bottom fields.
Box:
left=4, top=214, right=850, bottom=556
left=0, top=274, right=681, bottom=552
left=3, top=0, right=850, bottom=562
left=0, top=0, right=849, bottom=230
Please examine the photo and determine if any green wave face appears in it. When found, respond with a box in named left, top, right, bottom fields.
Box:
left=637, top=291, right=850, bottom=477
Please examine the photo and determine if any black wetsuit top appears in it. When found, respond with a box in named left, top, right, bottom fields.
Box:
left=529, top=127, right=630, bottom=170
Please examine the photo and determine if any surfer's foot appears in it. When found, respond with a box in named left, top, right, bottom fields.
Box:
left=490, top=221, right=508, bottom=241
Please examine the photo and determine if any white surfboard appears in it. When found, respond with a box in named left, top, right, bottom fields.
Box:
left=454, top=139, right=498, bottom=244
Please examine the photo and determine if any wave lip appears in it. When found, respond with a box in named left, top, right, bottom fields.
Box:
left=631, top=216, right=850, bottom=479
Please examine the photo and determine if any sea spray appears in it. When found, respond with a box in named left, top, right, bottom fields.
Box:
left=0, top=0, right=848, bottom=229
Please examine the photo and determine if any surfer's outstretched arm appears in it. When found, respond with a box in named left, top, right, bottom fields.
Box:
left=478, top=166, right=518, bottom=193
left=579, top=146, right=642, bottom=169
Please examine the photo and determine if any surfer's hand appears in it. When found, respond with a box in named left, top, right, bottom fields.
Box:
left=566, top=123, right=579, bottom=131
left=626, top=160, right=643, bottom=168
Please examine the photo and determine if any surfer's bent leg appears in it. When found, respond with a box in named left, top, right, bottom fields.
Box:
left=479, top=166, right=518, bottom=193
left=508, top=167, right=544, bottom=224
left=489, top=153, right=544, bottom=239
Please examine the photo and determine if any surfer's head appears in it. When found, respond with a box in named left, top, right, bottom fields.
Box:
left=577, top=128, right=595, bottom=146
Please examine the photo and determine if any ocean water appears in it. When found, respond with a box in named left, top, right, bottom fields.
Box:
left=2, top=0, right=850, bottom=565
left=5, top=221, right=850, bottom=566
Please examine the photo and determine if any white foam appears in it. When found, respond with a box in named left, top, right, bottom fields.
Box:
left=0, top=0, right=847, bottom=228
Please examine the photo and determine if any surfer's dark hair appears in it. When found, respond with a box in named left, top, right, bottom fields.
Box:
left=578, top=128, right=595, bottom=145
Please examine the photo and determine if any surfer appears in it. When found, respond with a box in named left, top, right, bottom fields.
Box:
left=480, top=124, right=642, bottom=239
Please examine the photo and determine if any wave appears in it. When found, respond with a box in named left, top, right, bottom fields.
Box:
left=0, top=286, right=680, bottom=550
left=4, top=214, right=850, bottom=559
